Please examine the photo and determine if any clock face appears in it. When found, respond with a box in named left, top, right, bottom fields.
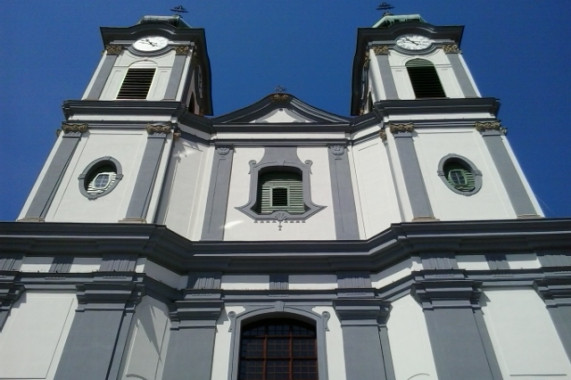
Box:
left=396, top=35, right=432, bottom=51
left=133, top=36, right=169, bottom=52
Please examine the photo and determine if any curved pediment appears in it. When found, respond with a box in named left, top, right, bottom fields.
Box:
left=212, top=93, right=349, bottom=125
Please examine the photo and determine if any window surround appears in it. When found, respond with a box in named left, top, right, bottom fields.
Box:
left=227, top=304, right=330, bottom=380
left=237, top=147, right=324, bottom=221
left=78, top=156, right=123, bottom=200
left=437, top=154, right=482, bottom=196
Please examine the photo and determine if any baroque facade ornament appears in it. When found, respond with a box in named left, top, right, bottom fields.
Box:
left=389, top=122, right=414, bottom=134
left=61, top=123, right=88, bottom=134
left=271, top=93, right=290, bottom=102
left=373, top=45, right=390, bottom=55
left=379, top=130, right=387, bottom=142
left=329, top=145, right=345, bottom=157
left=146, top=124, right=172, bottom=135
left=104, top=45, right=123, bottom=55
left=443, top=44, right=461, bottom=54
left=475, top=121, right=505, bottom=134
left=175, top=46, right=191, bottom=55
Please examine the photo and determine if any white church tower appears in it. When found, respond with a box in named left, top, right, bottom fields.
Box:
left=1, top=11, right=570, bottom=380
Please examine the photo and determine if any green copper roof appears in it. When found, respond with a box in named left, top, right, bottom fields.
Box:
left=372, top=14, right=426, bottom=28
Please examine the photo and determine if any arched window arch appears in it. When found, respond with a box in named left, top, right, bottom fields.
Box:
left=117, top=61, right=157, bottom=100
left=239, top=318, right=318, bottom=380
left=406, top=58, right=445, bottom=98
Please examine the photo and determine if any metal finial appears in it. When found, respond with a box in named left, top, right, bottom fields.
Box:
left=376, top=2, right=394, bottom=15
left=275, top=85, right=287, bottom=93
left=171, top=5, right=188, bottom=15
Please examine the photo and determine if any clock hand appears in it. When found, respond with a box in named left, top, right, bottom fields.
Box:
left=404, top=37, right=419, bottom=45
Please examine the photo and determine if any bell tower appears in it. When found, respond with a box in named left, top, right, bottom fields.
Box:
left=350, top=13, right=542, bottom=222
left=18, top=15, right=212, bottom=223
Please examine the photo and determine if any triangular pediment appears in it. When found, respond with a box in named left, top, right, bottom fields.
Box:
left=212, top=93, right=349, bottom=125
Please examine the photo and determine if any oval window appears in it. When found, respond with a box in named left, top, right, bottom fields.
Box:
left=79, top=157, right=123, bottom=199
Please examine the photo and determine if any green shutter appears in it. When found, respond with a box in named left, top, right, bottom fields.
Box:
left=445, top=162, right=475, bottom=191
left=258, top=171, right=305, bottom=214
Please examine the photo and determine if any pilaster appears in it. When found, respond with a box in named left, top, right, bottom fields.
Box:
left=534, top=274, right=571, bottom=360
left=412, top=272, right=501, bottom=380
left=55, top=274, right=144, bottom=380
left=389, top=123, right=435, bottom=221
left=163, top=274, right=224, bottom=380
left=333, top=297, right=394, bottom=380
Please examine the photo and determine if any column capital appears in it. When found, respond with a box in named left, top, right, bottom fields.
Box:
left=76, top=277, right=144, bottom=311
left=333, top=298, right=391, bottom=325
left=170, top=297, right=224, bottom=328
left=412, top=273, right=482, bottom=310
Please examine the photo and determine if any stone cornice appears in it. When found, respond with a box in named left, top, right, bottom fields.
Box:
left=2, top=219, right=570, bottom=275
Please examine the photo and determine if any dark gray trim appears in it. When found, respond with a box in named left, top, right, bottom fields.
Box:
left=2, top=218, right=571, bottom=274
left=86, top=54, right=118, bottom=100
left=55, top=278, right=144, bottom=380
left=124, top=131, right=169, bottom=222
left=437, top=154, right=483, bottom=196
left=163, top=296, right=223, bottom=380
left=375, top=55, right=399, bottom=99
left=538, top=251, right=571, bottom=268
left=328, top=145, right=360, bottom=240
left=50, top=256, right=73, bottom=273
left=269, top=274, right=289, bottom=291
left=0, top=274, right=24, bottom=330
left=227, top=303, right=329, bottom=380
left=164, top=54, right=187, bottom=100
left=78, top=156, right=124, bottom=200
left=201, top=147, right=234, bottom=240
left=372, top=97, right=500, bottom=118
left=237, top=147, right=325, bottom=222
left=391, top=127, right=435, bottom=220
left=23, top=134, right=82, bottom=221
left=480, top=130, right=538, bottom=217
left=412, top=275, right=500, bottom=380
left=534, top=276, right=571, bottom=360
left=447, top=53, right=478, bottom=97
left=333, top=298, right=393, bottom=380
left=100, top=254, right=137, bottom=272
left=188, top=272, right=222, bottom=289
left=486, top=254, right=510, bottom=270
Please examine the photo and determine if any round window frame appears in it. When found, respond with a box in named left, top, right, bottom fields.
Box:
left=78, top=156, right=123, bottom=200
left=437, top=154, right=482, bottom=196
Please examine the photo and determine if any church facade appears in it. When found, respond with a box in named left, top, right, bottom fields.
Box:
left=1, top=13, right=571, bottom=380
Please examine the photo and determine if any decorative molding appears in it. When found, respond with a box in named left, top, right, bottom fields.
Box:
left=104, top=45, right=123, bottom=55
left=373, top=45, right=390, bottom=55
left=475, top=121, right=506, bottom=134
left=175, top=46, right=190, bottom=55
left=216, top=146, right=232, bottom=156
left=76, top=278, right=144, bottom=311
left=61, top=123, right=88, bottom=134
left=443, top=44, right=461, bottom=54
left=146, top=124, right=172, bottom=135
left=271, top=93, right=290, bottom=102
left=379, top=130, right=387, bottom=142
left=389, top=122, right=414, bottom=134
left=412, top=273, right=482, bottom=310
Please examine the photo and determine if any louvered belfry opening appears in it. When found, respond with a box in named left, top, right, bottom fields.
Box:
left=239, top=319, right=318, bottom=380
left=257, top=169, right=304, bottom=214
left=117, top=68, right=155, bottom=99
left=406, top=59, right=446, bottom=98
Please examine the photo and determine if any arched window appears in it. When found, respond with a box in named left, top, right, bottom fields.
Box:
left=239, top=318, right=318, bottom=380
left=256, top=170, right=304, bottom=214
left=406, top=58, right=445, bottom=98
left=117, top=63, right=156, bottom=100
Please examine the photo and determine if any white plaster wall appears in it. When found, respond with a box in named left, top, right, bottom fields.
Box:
left=99, top=50, right=177, bottom=101
left=69, top=257, right=101, bottom=273
left=81, top=52, right=109, bottom=99
left=352, top=138, right=403, bottom=238
left=313, top=306, right=347, bottom=380
left=119, top=296, right=171, bottom=380
left=506, top=254, right=541, bottom=270
left=0, top=292, right=77, bottom=380
left=482, top=288, right=571, bottom=379
left=289, top=274, right=337, bottom=290
left=142, top=259, right=186, bottom=289
left=221, top=275, right=269, bottom=290
left=456, top=255, right=490, bottom=271
left=211, top=306, right=246, bottom=380
left=223, top=147, right=337, bottom=241
left=46, top=130, right=148, bottom=222
left=160, top=139, right=211, bottom=240
left=414, top=128, right=517, bottom=220
left=384, top=129, right=415, bottom=222
left=20, top=256, right=53, bottom=273
left=387, top=295, right=438, bottom=380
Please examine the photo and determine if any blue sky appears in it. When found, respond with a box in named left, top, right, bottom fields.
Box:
left=1, top=1, right=569, bottom=220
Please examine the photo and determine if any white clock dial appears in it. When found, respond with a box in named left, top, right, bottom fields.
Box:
left=396, top=35, right=432, bottom=51
left=133, top=36, right=169, bottom=52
